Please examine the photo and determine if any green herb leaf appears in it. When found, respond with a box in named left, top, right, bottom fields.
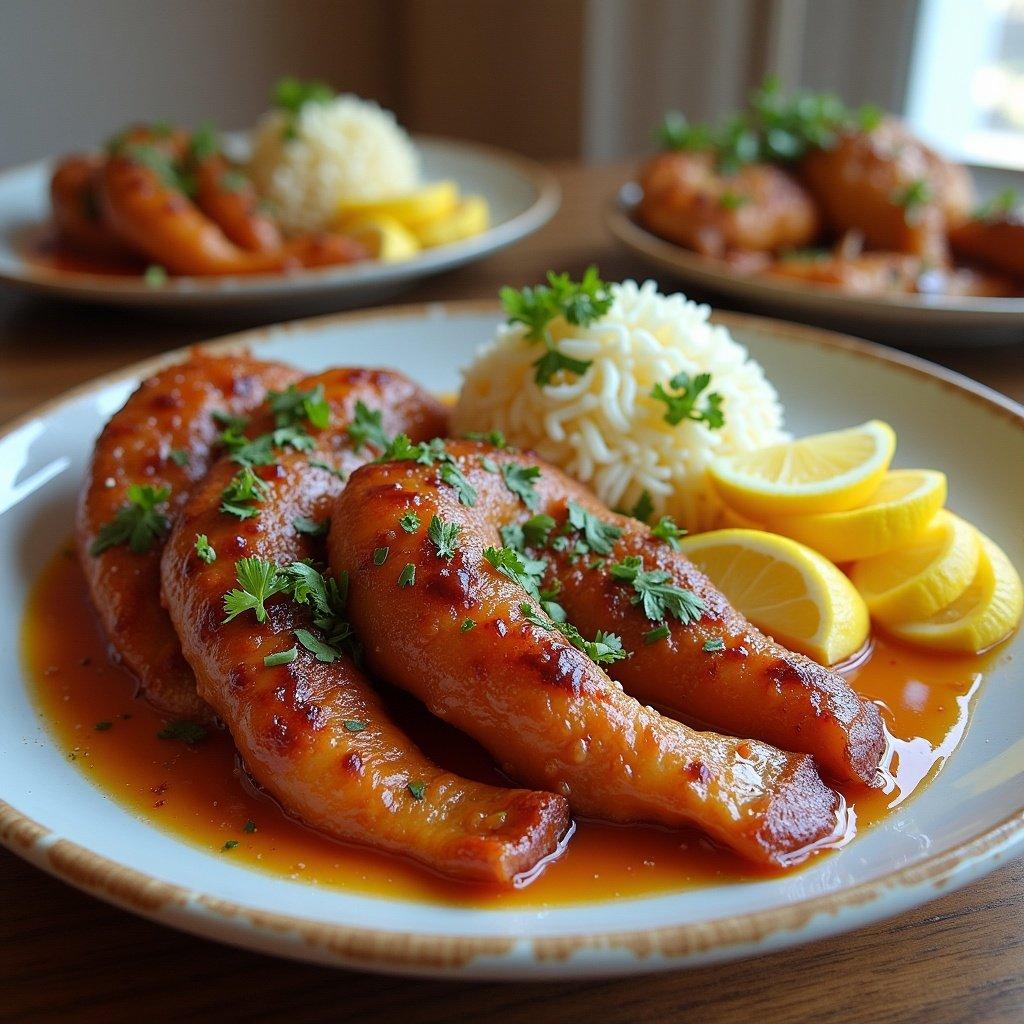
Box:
left=168, top=448, right=189, bottom=467
left=194, top=533, right=217, bottom=564
left=144, top=264, right=168, bottom=287
left=372, top=546, right=389, bottom=566
left=651, top=515, right=686, bottom=549
left=89, top=484, right=172, bottom=556
left=719, top=190, right=750, bottom=211
left=465, top=430, right=506, bottom=448
left=629, top=490, right=654, bottom=524
left=398, top=563, right=416, bottom=587
left=243, top=819, right=257, bottom=833
left=220, top=466, right=271, bottom=519
left=94, top=720, right=112, bottom=732
left=219, top=169, right=248, bottom=193
left=399, top=511, right=421, bottom=533
left=407, top=780, right=426, bottom=800
left=483, top=546, right=546, bottom=600
left=460, top=618, right=476, bottom=632
left=272, top=76, right=334, bottom=114
left=292, top=516, right=328, bottom=536
left=157, top=720, right=208, bottom=745
left=500, top=462, right=541, bottom=510
left=268, top=383, right=330, bottom=430
left=609, top=555, right=705, bottom=625
left=343, top=719, right=367, bottom=732
left=519, top=603, right=629, bottom=664
left=439, top=461, right=477, bottom=507
left=974, top=188, right=1019, bottom=222
left=703, top=637, right=726, bottom=653
left=427, top=515, right=461, bottom=561
left=222, top=557, right=289, bottom=623
left=481, top=456, right=499, bottom=473
left=347, top=401, right=391, bottom=452
left=566, top=500, right=622, bottom=555
left=294, top=627, right=338, bottom=663
left=644, top=624, right=671, bottom=645
left=263, top=646, right=298, bottom=667
left=222, top=839, right=239, bottom=851
left=308, top=457, right=346, bottom=480
left=651, top=371, right=725, bottom=430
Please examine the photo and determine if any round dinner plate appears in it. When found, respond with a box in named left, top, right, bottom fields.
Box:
left=0, top=137, right=559, bottom=315
left=1, top=301, right=1022, bottom=979
left=606, top=176, right=1024, bottom=348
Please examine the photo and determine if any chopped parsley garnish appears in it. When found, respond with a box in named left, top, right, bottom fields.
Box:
left=399, top=511, right=421, bottom=533
left=398, top=563, right=416, bottom=587
left=483, top=546, right=546, bottom=600
left=630, top=490, right=654, bottom=524
left=460, top=618, right=476, bottom=632
left=292, top=516, right=328, bottom=536
left=168, top=448, right=189, bottom=467
left=566, top=501, right=622, bottom=555
left=225, top=426, right=314, bottom=468
left=373, top=546, right=389, bottom=565
left=144, top=264, right=168, bottom=287
left=651, top=515, right=686, bottom=549
left=222, top=840, right=239, bottom=852
left=480, top=456, right=499, bottom=473
left=212, top=409, right=248, bottom=432
left=519, top=603, right=629, bottom=665
left=893, top=178, right=933, bottom=222
left=295, top=627, right=338, bottom=663
left=500, top=462, right=541, bottom=509
left=651, top=372, right=725, bottom=429
left=273, top=76, right=334, bottom=114
left=719, top=190, right=750, bottom=211
left=465, top=430, right=506, bottom=448
left=222, top=557, right=289, bottom=623
left=263, top=646, right=298, bottom=667
left=347, top=401, right=390, bottom=452
left=194, top=534, right=216, bottom=564
left=268, top=383, right=330, bottom=430
left=500, top=267, right=612, bottom=385
left=703, top=637, right=726, bottom=653
left=308, top=457, right=346, bottom=480
left=220, top=466, right=271, bottom=519
left=656, top=110, right=714, bottom=152
left=407, top=781, right=426, bottom=800
left=438, top=461, right=477, bottom=507
left=344, top=719, right=367, bottom=732
left=283, top=561, right=353, bottom=657
left=188, top=121, right=219, bottom=160
left=94, top=720, right=112, bottom=732
left=89, top=484, right=171, bottom=556
left=243, top=819, right=257, bottom=833
left=974, top=188, right=1018, bottom=222
left=427, top=515, right=461, bottom=561
left=643, top=624, right=671, bottom=645
left=157, top=720, right=208, bottom=745
left=609, top=555, right=705, bottom=625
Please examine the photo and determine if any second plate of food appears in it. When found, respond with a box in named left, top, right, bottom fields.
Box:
left=1, top=283, right=1021, bottom=979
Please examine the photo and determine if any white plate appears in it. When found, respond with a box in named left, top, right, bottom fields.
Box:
left=607, top=173, right=1024, bottom=348
left=0, top=138, right=559, bottom=315
left=1, top=302, right=1022, bottom=979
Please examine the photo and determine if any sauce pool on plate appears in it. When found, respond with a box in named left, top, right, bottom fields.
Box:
left=22, top=544, right=986, bottom=907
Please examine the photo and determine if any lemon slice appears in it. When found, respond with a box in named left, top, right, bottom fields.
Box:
left=762, top=469, right=946, bottom=562
left=886, top=532, right=1022, bottom=653
left=413, top=195, right=491, bottom=247
left=708, top=420, right=896, bottom=519
left=850, top=510, right=980, bottom=625
left=335, top=181, right=459, bottom=230
left=342, top=214, right=421, bottom=262
left=680, top=528, right=869, bottom=665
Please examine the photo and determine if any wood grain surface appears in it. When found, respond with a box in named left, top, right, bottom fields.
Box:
left=1, top=162, right=1022, bottom=1023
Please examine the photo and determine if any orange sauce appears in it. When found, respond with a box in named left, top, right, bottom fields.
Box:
left=25, top=229, right=145, bottom=277
left=24, top=544, right=986, bottom=907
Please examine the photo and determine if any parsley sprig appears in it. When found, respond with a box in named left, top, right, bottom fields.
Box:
left=427, top=515, right=461, bottom=561
left=651, top=372, right=725, bottom=429
left=566, top=501, right=622, bottom=555
left=609, top=555, right=705, bottom=626
left=347, top=401, right=391, bottom=453
left=500, top=267, right=613, bottom=385
left=223, top=557, right=290, bottom=623
left=90, top=484, right=171, bottom=556
left=220, top=466, right=271, bottom=519
left=520, top=603, right=629, bottom=665
left=500, top=462, right=542, bottom=509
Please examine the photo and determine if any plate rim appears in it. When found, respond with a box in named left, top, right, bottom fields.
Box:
left=2, top=299, right=1023, bottom=977
left=606, top=186, right=1024, bottom=325
left=0, top=136, right=561, bottom=303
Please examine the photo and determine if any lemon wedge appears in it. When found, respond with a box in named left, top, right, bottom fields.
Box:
left=708, top=420, right=896, bottom=519
left=335, top=180, right=459, bottom=230
left=413, top=195, right=491, bottom=247
left=680, top=528, right=869, bottom=665
left=761, top=469, right=947, bottom=562
left=886, top=531, right=1022, bottom=653
left=342, top=214, right=421, bottom=262
left=850, top=510, right=980, bottom=625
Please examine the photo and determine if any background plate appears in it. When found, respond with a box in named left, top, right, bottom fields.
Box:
left=0, top=138, right=559, bottom=316
left=0, top=302, right=1021, bottom=979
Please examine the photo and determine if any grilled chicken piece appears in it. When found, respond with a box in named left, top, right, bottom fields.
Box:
left=161, top=370, right=569, bottom=884
left=330, top=441, right=847, bottom=867
left=949, top=215, right=1024, bottom=282
left=77, top=352, right=301, bottom=722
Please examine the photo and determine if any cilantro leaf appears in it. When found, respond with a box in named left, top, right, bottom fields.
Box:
left=220, top=466, right=271, bottom=519
left=439, top=461, right=477, bottom=507
left=609, top=555, right=705, bottom=625
left=465, top=430, right=506, bottom=448
left=264, top=647, right=298, bottom=667
left=651, top=372, right=725, bottom=430
left=347, top=401, right=391, bottom=453
left=399, top=511, right=421, bottom=533
left=398, top=563, right=416, bottom=587
left=294, top=627, right=338, bottom=663
left=483, top=546, right=546, bottom=600
left=500, top=462, right=542, bottom=509
left=629, top=490, right=654, bottom=524
left=268, top=383, right=330, bottom=430
left=194, top=533, right=216, bottom=564
left=703, top=637, right=726, bottom=653
left=566, top=500, right=622, bottom=555
left=168, top=448, right=189, bottom=467
left=651, top=515, right=686, bottom=549
left=292, top=516, right=328, bottom=536
left=407, top=780, right=426, bottom=800
left=89, top=484, right=171, bottom=556
left=519, top=603, right=630, bottom=665
left=222, top=557, right=289, bottom=623
left=308, top=457, right=346, bottom=480
left=427, top=515, right=461, bottom=561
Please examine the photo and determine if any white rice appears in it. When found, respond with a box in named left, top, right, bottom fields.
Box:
left=452, top=280, right=788, bottom=531
left=248, top=95, right=421, bottom=235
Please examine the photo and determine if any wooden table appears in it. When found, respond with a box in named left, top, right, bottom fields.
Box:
left=1, top=163, right=1022, bottom=1023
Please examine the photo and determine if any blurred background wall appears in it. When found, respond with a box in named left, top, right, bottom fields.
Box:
left=2, top=0, right=1020, bottom=169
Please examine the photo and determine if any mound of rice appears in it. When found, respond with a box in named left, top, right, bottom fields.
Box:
left=453, top=280, right=788, bottom=531
left=248, top=95, right=421, bottom=235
